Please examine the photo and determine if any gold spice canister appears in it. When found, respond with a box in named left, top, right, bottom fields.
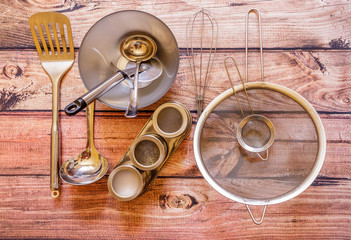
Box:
left=108, top=102, right=192, bottom=201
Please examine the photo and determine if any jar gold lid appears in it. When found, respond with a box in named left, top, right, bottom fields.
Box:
left=130, top=134, right=167, bottom=170
left=153, top=102, right=188, bottom=138
left=107, top=165, right=144, bottom=201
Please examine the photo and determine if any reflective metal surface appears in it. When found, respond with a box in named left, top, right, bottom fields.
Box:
left=64, top=65, right=148, bottom=116
left=118, top=57, right=163, bottom=89
left=120, top=34, right=157, bottom=117
left=78, top=10, right=179, bottom=110
left=29, top=12, right=75, bottom=198
left=186, top=8, right=218, bottom=116
left=108, top=102, right=192, bottom=201
left=225, top=57, right=275, bottom=161
left=120, top=35, right=157, bottom=63
left=59, top=102, right=109, bottom=185
left=194, top=82, right=326, bottom=206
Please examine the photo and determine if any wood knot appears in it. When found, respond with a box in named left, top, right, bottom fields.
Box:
left=3, top=65, right=23, bottom=79
left=291, top=51, right=326, bottom=73
left=342, top=97, right=350, bottom=104
left=329, top=38, right=350, bottom=49
left=0, top=89, right=32, bottom=110
left=159, top=194, right=198, bottom=210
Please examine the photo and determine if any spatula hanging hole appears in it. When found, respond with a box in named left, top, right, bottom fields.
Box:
left=51, top=190, right=60, bottom=198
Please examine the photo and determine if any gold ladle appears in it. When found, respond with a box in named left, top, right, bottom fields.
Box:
left=120, top=34, right=157, bottom=118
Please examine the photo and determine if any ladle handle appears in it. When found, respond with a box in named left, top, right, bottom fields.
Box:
left=125, top=62, right=140, bottom=118
left=64, top=71, right=126, bottom=116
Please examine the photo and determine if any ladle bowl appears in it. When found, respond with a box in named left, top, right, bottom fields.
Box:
left=60, top=102, right=109, bottom=185
left=120, top=34, right=157, bottom=118
left=120, top=35, right=157, bottom=62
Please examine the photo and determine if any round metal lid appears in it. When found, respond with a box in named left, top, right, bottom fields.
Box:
left=194, top=82, right=326, bottom=206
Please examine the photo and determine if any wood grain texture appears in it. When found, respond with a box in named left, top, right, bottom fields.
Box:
left=0, top=111, right=350, bottom=178
left=1, top=50, right=351, bottom=112
left=0, top=0, right=351, bottom=239
left=0, top=0, right=351, bottom=49
left=0, top=176, right=350, bottom=239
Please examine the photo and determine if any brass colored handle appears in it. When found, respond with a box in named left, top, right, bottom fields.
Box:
left=50, top=82, right=60, bottom=198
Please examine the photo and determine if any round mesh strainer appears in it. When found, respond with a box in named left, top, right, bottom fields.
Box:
left=193, top=82, right=326, bottom=221
left=237, top=114, right=275, bottom=154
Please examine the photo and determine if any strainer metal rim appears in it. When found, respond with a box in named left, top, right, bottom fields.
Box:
left=237, top=114, right=275, bottom=153
left=193, top=82, right=326, bottom=206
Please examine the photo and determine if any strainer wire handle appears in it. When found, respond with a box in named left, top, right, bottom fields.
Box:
left=257, top=149, right=269, bottom=161
left=224, top=57, right=254, bottom=118
left=245, top=8, right=264, bottom=83
left=246, top=204, right=267, bottom=225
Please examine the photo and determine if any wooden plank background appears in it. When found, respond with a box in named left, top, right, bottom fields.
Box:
left=0, top=0, right=350, bottom=239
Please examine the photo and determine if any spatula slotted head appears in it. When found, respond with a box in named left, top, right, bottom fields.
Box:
left=29, top=12, right=74, bottom=61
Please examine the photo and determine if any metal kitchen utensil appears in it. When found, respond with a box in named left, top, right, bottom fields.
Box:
left=117, top=57, right=163, bottom=90
left=225, top=57, right=275, bottom=160
left=60, top=101, right=109, bottom=185
left=120, top=34, right=157, bottom=118
left=64, top=65, right=146, bottom=116
left=194, top=83, right=326, bottom=225
left=78, top=10, right=179, bottom=111
left=186, top=8, right=218, bottom=116
left=130, top=134, right=167, bottom=171
left=108, top=102, right=192, bottom=201
left=29, top=12, right=75, bottom=198
left=222, top=9, right=274, bottom=161
left=193, top=8, right=326, bottom=225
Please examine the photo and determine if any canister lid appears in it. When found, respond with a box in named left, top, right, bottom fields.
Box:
left=130, top=134, right=167, bottom=170
left=107, top=165, right=144, bottom=201
left=153, top=102, right=188, bottom=138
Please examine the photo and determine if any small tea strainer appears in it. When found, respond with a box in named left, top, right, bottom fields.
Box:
left=193, top=8, right=326, bottom=225
left=225, top=57, right=275, bottom=160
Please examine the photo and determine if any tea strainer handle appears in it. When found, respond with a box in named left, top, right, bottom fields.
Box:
left=257, top=150, right=269, bottom=161
left=246, top=204, right=267, bottom=225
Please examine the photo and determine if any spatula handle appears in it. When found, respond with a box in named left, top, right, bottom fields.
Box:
left=51, top=83, right=60, bottom=198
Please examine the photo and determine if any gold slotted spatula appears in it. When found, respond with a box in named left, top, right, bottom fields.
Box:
left=29, top=12, right=75, bottom=198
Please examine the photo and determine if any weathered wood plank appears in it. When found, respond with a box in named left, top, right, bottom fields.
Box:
left=0, top=176, right=350, bottom=239
left=1, top=50, right=350, bottom=112
left=0, top=1, right=350, bottom=239
left=0, top=111, right=349, bottom=178
left=0, top=0, right=350, bottom=49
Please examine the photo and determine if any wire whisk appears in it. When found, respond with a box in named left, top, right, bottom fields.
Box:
left=186, top=8, right=218, bottom=116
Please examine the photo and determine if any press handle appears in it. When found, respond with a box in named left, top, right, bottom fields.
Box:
left=65, top=98, right=87, bottom=116
left=125, top=62, right=140, bottom=118
left=64, top=71, right=127, bottom=116
left=246, top=204, right=267, bottom=225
